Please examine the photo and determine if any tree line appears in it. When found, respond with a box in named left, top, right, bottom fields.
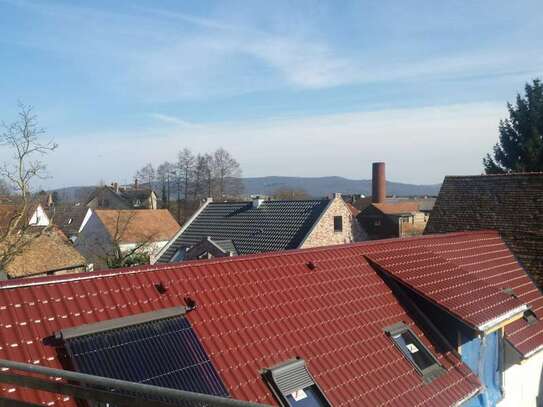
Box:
left=135, top=147, right=244, bottom=207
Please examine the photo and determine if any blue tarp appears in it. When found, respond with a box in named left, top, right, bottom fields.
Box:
left=460, top=331, right=502, bottom=407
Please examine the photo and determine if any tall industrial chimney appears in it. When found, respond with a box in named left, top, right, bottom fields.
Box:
left=372, top=162, right=386, bottom=204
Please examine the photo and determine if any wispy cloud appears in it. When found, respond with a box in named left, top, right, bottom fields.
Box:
left=148, top=113, right=201, bottom=128
left=5, top=1, right=540, bottom=102
left=38, top=102, right=504, bottom=188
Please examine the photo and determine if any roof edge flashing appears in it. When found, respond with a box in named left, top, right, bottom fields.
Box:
left=477, top=304, right=528, bottom=333
left=57, top=306, right=187, bottom=340
left=523, top=343, right=543, bottom=359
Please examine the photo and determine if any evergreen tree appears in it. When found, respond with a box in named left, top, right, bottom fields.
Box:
left=484, top=79, right=543, bottom=173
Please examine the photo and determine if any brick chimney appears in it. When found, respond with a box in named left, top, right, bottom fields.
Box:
left=371, top=162, right=386, bottom=204
left=134, top=178, right=139, bottom=190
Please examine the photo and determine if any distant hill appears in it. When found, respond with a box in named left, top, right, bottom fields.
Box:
left=51, top=176, right=441, bottom=203
left=242, top=176, right=441, bottom=198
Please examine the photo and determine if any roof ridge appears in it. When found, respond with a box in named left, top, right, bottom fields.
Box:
left=445, top=172, right=543, bottom=178
left=0, top=230, right=500, bottom=290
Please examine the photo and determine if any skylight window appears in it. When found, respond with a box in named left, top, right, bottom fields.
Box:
left=262, top=358, right=331, bottom=407
left=384, top=322, right=444, bottom=383
left=56, top=306, right=228, bottom=398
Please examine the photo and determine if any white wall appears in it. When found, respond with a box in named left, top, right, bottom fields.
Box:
left=121, top=240, right=168, bottom=263
left=29, top=205, right=50, bottom=226
left=499, top=345, right=543, bottom=407
left=75, top=211, right=113, bottom=269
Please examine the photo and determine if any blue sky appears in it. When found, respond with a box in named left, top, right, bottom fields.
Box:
left=1, top=0, right=542, bottom=189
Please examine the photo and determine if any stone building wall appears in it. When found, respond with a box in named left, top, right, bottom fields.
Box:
left=301, top=195, right=366, bottom=249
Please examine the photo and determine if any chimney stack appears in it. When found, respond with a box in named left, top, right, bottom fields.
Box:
left=134, top=178, right=139, bottom=190
left=371, top=162, right=386, bottom=204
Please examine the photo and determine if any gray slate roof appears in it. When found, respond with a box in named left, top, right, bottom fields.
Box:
left=157, top=199, right=330, bottom=263
left=48, top=204, right=88, bottom=238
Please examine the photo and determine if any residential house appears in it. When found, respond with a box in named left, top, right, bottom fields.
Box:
left=47, top=203, right=90, bottom=242
left=86, top=182, right=157, bottom=210
left=76, top=209, right=180, bottom=268
left=0, top=203, right=86, bottom=279
left=153, top=193, right=365, bottom=264
left=425, top=173, right=543, bottom=288
left=0, top=226, right=86, bottom=279
left=357, top=162, right=429, bottom=239
left=0, top=231, right=542, bottom=406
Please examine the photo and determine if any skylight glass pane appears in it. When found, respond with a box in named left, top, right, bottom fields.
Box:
left=392, top=330, right=436, bottom=371
left=64, top=315, right=228, bottom=398
left=285, top=385, right=329, bottom=407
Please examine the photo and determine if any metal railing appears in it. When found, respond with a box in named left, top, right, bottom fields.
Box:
left=0, top=359, right=270, bottom=407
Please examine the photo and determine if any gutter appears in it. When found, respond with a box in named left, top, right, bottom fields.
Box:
left=477, top=304, right=528, bottom=333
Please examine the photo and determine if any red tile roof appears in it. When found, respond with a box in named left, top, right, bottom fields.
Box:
left=366, top=249, right=527, bottom=331
left=346, top=202, right=361, bottom=217
left=373, top=202, right=419, bottom=215
left=0, top=231, right=541, bottom=406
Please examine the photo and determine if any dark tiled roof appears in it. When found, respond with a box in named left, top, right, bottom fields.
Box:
left=48, top=204, right=88, bottom=237
left=0, top=232, right=497, bottom=406
left=121, top=189, right=153, bottom=201
left=425, top=173, right=543, bottom=287
left=157, top=200, right=330, bottom=262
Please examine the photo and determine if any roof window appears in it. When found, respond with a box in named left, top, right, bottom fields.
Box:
left=262, top=358, right=331, bottom=407
left=56, top=306, right=228, bottom=398
left=384, top=322, right=444, bottom=383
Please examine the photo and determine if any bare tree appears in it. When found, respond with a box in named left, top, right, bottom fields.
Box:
left=0, top=103, right=57, bottom=270
left=83, top=210, right=156, bottom=269
left=191, top=154, right=207, bottom=200
left=177, top=148, right=195, bottom=202
left=157, top=161, right=174, bottom=207
left=203, top=153, right=214, bottom=198
left=136, top=163, right=155, bottom=188
left=0, top=179, right=11, bottom=197
left=213, top=147, right=243, bottom=199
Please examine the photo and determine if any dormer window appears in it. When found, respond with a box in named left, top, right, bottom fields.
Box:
left=262, top=358, right=331, bottom=406
left=384, top=322, right=444, bottom=383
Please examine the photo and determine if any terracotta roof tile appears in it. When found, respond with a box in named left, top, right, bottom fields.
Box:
left=373, top=202, right=419, bottom=215
left=425, top=173, right=543, bottom=287
left=95, top=209, right=180, bottom=243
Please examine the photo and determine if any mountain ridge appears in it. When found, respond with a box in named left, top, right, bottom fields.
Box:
left=50, top=176, right=441, bottom=202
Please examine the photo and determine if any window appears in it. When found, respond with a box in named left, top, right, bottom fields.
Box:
left=384, top=322, right=444, bottom=383
left=262, top=358, right=331, bottom=407
left=57, top=307, right=228, bottom=398
left=333, top=216, right=343, bottom=232
left=374, top=219, right=381, bottom=226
